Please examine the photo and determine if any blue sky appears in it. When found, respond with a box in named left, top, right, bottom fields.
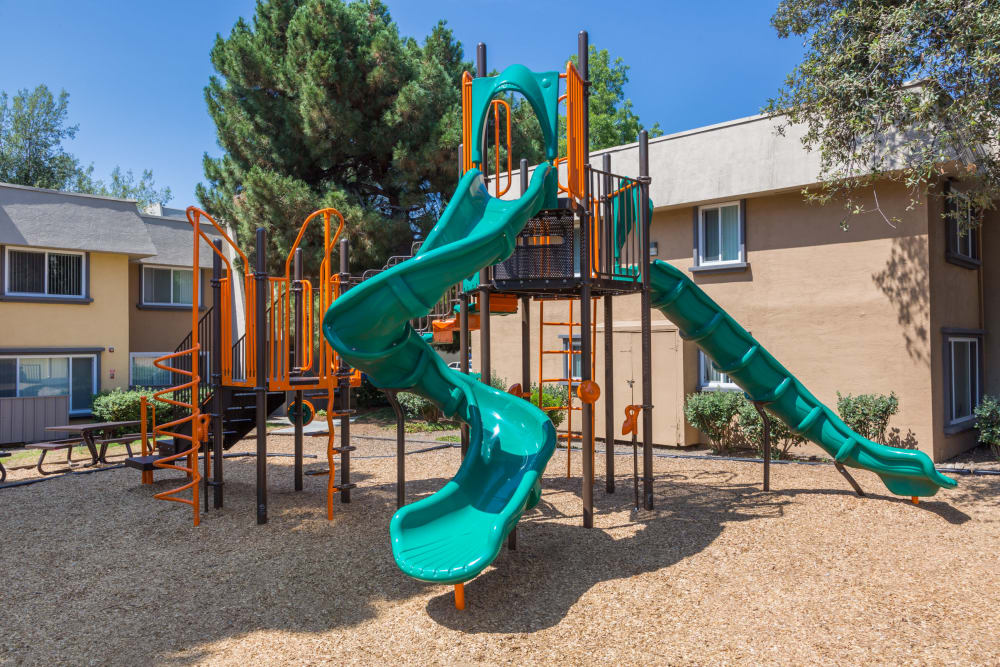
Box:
left=0, top=1, right=804, bottom=206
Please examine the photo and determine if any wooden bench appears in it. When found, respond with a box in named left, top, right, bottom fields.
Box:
left=0, top=451, right=10, bottom=483
left=25, top=438, right=86, bottom=475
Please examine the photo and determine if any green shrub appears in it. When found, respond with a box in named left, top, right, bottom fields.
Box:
left=836, top=391, right=899, bottom=445
left=684, top=391, right=744, bottom=453
left=91, top=387, right=174, bottom=434
left=736, top=399, right=806, bottom=459
left=529, top=383, right=568, bottom=429
left=351, top=374, right=388, bottom=409
left=395, top=391, right=441, bottom=422
left=974, top=395, right=1000, bottom=460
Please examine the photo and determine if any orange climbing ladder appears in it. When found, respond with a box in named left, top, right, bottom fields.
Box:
left=537, top=297, right=597, bottom=476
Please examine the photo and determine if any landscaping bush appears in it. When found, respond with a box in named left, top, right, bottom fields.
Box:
left=683, top=391, right=744, bottom=453
left=395, top=391, right=441, bottom=422
left=735, top=399, right=806, bottom=459
left=836, top=391, right=899, bottom=445
left=529, top=383, right=568, bottom=429
left=974, top=395, right=1000, bottom=460
left=351, top=374, right=388, bottom=409
left=91, top=387, right=174, bottom=433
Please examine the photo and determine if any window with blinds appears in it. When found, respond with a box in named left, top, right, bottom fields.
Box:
left=5, top=247, right=85, bottom=297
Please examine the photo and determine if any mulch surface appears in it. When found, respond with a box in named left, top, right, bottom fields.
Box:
left=2, top=432, right=997, bottom=665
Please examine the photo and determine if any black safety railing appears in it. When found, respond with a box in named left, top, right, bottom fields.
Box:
left=586, top=164, right=646, bottom=285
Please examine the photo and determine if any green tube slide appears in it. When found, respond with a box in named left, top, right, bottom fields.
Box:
left=648, top=260, right=957, bottom=497
left=323, top=164, right=558, bottom=584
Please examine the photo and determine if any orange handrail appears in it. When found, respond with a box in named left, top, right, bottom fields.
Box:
left=565, top=61, right=586, bottom=200
left=184, top=206, right=252, bottom=387
left=461, top=71, right=474, bottom=173
left=491, top=99, right=512, bottom=197
left=151, top=348, right=206, bottom=526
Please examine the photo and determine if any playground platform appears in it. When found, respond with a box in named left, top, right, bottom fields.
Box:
left=1, top=431, right=996, bottom=664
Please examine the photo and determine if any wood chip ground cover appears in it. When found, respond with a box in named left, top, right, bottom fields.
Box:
left=1, top=432, right=997, bottom=665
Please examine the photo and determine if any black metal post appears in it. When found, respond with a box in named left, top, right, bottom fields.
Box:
left=293, top=248, right=304, bottom=492
left=477, top=42, right=488, bottom=190
left=339, top=237, right=352, bottom=502
left=211, top=240, right=224, bottom=509
left=386, top=390, right=406, bottom=508
left=459, top=293, right=470, bottom=458
left=602, top=153, right=615, bottom=494
left=476, top=40, right=492, bottom=372
left=254, top=227, right=268, bottom=524
left=753, top=401, right=771, bottom=491
left=638, top=130, right=654, bottom=511
left=578, top=32, right=594, bottom=529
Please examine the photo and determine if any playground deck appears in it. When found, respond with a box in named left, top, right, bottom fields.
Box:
left=2, top=433, right=997, bottom=665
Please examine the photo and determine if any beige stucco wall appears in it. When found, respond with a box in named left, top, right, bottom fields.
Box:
left=475, top=180, right=957, bottom=459
left=928, top=189, right=989, bottom=459
left=1, top=251, right=130, bottom=393
left=982, top=212, right=1000, bottom=398
left=128, top=264, right=214, bottom=354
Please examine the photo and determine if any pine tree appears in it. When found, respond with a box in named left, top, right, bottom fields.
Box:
left=197, top=0, right=469, bottom=274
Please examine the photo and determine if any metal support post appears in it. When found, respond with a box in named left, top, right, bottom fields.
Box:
left=293, top=248, right=304, bottom=492
left=339, top=237, right=352, bottom=502
left=211, top=240, right=224, bottom=509
left=386, top=390, right=406, bottom=508
left=638, top=130, right=655, bottom=511
left=578, top=31, right=594, bottom=529
left=254, top=227, right=268, bottom=524
left=753, top=401, right=771, bottom=491
left=602, top=153, right=615, bottom=494
left=459, top=293, right=470, bottom=458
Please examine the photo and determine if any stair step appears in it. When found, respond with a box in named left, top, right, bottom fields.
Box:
left=124, top=455, right=167, bottom=472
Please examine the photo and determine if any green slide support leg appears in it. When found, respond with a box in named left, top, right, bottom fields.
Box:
left=648, top=260, right=957, bottom=498
left=322, top=164, right=557, bottom=585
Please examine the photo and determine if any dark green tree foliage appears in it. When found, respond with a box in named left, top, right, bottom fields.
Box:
left=0, top=84, right=171, bottom=209
left=766, top=1, right=1000, bottom=227
left=198, top=0, right=469, bottom=273
left=0, top=85, right=83, bottom=190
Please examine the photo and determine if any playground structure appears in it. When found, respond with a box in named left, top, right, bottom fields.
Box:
left=134, top=31, right=956, bottom=610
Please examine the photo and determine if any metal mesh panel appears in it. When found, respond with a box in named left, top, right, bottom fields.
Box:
left=494, top=210, right=576, bottom=280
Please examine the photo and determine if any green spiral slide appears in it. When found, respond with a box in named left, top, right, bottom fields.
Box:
left=323, top=163, right=558, bottom=584
left=649, top=260, right=957, bottom=498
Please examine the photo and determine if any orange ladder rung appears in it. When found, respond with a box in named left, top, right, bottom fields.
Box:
left=542, top=349, right=581, bottom=355
left=541, top=321, right=581, bottom=327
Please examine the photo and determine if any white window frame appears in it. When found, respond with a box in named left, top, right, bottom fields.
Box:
left=948, top=336, right=979, bottom=425
left=141, top=264, right=198, bottom=307
left=950, top=191, right=978, bottom=261
left=129, top=352, right=173, bottom=387
left=560, top=334, right=583, bottom=385
left=698, top=350, right=740, bottom=392
left=697, top=201, right=743, bottom=267
left=4, top=246, right=86, bottom=298
left=0, top=353, right=97, bottom=415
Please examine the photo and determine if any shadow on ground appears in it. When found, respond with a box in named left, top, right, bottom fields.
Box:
left=425, top=468, right=789, bottom=632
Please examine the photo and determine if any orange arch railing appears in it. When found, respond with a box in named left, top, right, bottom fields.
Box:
left=267, top=207, right=345, bottom=391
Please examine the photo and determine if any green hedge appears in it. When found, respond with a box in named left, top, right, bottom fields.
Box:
left=91, top=387, right=175, bottom=434
left=835, top=391, right=898, bottom=445
left=974, top=395, right=1000, bottom=460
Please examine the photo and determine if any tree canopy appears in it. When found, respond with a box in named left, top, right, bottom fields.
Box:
left=199, top=0, right=663, bottom=274
left=0, top=84, right=171, bottom=209
left=766, top=0, right=1000, bottom=227
left=198, top=0, right=468, bottom=274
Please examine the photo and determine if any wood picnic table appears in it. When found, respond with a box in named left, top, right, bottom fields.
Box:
left=44, top=421, right=141, bottom=466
